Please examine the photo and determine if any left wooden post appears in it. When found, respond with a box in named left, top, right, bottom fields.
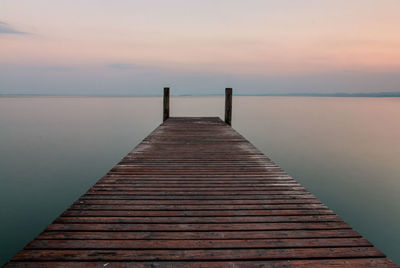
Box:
left=163, top=87, right=170, bottom=121
left=225, top=88, right=232, bottom=126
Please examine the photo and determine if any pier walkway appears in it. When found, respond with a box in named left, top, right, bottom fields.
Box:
left=5, top=117, right=397, bottom=267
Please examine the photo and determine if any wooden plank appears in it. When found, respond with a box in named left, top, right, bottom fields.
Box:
left=68, top=203, right=328, bottom=210
left=5, top=117, right=396, bottom=267
left=5, top=259, right=399, bottom=268
left=54, top=215, right=343, bottom=223
left=82, top=191, right=310, bottom=195
left=89, top=186, right=305, bottom=190
left=80, top=194, right=318, bottom=200
left=73, top=198, right=321, bottom=204
left=61, top=209, right=335, bottom=217
left=11, top=247, right=385, bottom=261
left=36, top=229, right=363, bottom=240
left=26, top=238, right=371, bottom=249
left=45, top=222, right=351, bottom=231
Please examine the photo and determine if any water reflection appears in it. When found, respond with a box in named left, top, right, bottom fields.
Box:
left=0, top=96, right=399, bottom=265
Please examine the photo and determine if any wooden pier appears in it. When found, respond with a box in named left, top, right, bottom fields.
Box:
left=4, top=91, right=397, bottom=267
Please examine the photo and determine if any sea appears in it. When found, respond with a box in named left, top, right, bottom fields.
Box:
left=0, top=96, right=399, bottom=265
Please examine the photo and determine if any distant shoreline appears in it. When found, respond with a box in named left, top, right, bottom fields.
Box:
left=1, top=92, right=400, bottom=98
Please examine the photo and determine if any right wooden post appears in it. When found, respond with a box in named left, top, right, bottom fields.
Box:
left=225, top=88, right=232, bottom=126
left=163, top=87, right=170, bottom=122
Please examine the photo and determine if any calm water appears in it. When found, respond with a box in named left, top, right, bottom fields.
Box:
left=0, top=96, right=399, bottom=265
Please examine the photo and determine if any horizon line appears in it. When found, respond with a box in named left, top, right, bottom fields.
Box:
left=1, top=91, right=400, bottom=98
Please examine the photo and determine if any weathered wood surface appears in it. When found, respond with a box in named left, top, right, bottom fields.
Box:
left=225, top=88, right=232, bottom=125
left=163, top=87, right=169, bottom=121
left=5, top=117, right=397, bottom=267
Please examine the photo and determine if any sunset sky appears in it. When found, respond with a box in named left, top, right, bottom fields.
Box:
left=1, top=0, right=400, bottom=95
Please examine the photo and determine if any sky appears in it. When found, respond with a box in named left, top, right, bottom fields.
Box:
left=1, top=0, right=400, bottom=96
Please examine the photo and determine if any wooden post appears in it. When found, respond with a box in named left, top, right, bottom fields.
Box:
left=225, top=88, right=232, bottom=126
left=163, top=87, right=170, bottom=121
